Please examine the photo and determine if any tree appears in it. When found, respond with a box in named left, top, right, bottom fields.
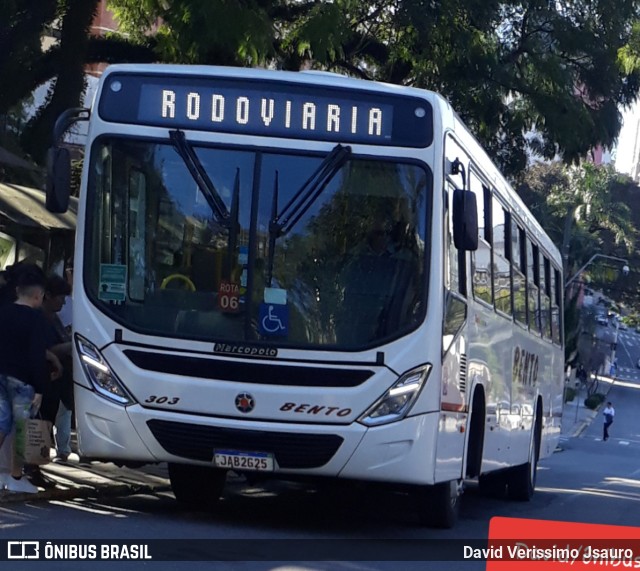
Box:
left=0, top=1, right=156, bottom=163
left=20, top=0, right=102, bottom=162
left=108, top=0, right=640, bottom=176
left=0, top=1, right=57, bottom=117
left=516, top=162, right=636, bottom=279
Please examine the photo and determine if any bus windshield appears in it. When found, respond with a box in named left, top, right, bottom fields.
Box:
left=84, top=136, right=430, bottom=350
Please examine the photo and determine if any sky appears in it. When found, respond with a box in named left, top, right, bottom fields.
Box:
left=614, top=99, right=640, bottom=176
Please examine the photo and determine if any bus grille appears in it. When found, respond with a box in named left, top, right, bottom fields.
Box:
left=147, top=419, right=344, bottom=469
left=459, top=354, right=467, bottom=394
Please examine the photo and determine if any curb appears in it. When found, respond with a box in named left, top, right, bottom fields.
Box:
left=0, top=462, right=172, bottom=504
left=0, top=481, right=154, bottom=504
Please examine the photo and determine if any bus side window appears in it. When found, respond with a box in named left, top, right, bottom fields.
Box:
left=469, top=173, right=492, bottom=305
left=492, top=197, right=511, bottom=316
left=551, top=267, right=562, bottom=345
left=446, top=182, right=466, bottom=297
left=540, top=256, right=552, bottom=339
left=527, top=240, right=541, bottom=335
left=511, top=222, right=527, bottom=325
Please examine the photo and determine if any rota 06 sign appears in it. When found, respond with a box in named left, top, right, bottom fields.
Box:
left=218, top=281, right=239, bottom=313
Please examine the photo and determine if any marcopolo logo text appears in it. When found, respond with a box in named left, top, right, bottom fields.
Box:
left=214, top=343, right=278, bottom=358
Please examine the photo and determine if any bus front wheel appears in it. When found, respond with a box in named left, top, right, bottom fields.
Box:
left=168, top=463, right=227, bottom=508
left=415, top=479, right=461, bottom=528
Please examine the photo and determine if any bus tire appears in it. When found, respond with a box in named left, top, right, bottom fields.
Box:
left=416, top=480, right=461, bottom=529
left=168, top=463, right=227, bottom=508
left=506, top=425, right=540, bottom=501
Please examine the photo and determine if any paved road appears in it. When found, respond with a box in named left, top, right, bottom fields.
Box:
left=615, top=329, right=640, bottom=380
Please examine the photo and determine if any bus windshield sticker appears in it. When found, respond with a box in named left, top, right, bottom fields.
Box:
left=99, top=264, right=127, bottom=302
left=258, top=303, right=289, bottom=337
left=218, top=280, right=240, bottom=313
left=264, top=287, right=287, bottom=305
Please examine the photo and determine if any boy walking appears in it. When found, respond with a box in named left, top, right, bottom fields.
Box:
left=603, top=402, right=615, bottom=441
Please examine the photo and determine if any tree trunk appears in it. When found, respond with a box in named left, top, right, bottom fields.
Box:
left=21, top=0, right=101, bottom=163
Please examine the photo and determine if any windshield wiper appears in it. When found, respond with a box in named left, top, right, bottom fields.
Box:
left=226, top=168, right=240, bottom=278
left=267, top=144, right=352, bottom=285
left=169, top=129, right=230, bottom=226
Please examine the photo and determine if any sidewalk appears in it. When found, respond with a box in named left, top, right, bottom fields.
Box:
left=560, top=374, right=615, bottom=440
left=0, top=455, right=172, bottom=503
left=0, top=446, right=254, bottom=504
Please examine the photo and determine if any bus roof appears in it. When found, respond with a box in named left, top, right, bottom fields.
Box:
left=99, top=63, right=438, bottom=100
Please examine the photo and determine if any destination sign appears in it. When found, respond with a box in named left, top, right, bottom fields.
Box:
left=98, top=73, right=433, bottom=147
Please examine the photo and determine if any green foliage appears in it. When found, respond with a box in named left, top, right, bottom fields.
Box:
left=619, top=22, right=640, bottom=75
left=106, top=0, right=640, bottom=176
left=3, top=1, right=640, bottom=173
left=584, top=393, right=606, bottom=410
left=516, top=162, right=637, bottom=274
left=516, top=159, right=640, bottom=337
left=0, top=0, right=156, bottom=164
left=70, top=156, right=83, bottom=198
left=110, top=0, right=275, bottom=65
left=564, top=290, right=580, bottom=365
left=285, top=1, right=354, bottom=63
left=0, top=1, right=57, bottom=114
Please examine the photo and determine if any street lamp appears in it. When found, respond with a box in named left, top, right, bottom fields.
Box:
left=565, top=254, right=630, bottom=289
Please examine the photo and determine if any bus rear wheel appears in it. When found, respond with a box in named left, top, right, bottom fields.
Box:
left=506, top=431, right=539, bottom=501
left=415, top=480, right=461, bottom=528
left=168, top=463, right=227, bottom=508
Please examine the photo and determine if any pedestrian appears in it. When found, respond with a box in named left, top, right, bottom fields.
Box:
left=603, top=401, right=615, bottom=441
left=577, top=364, right=587, bottom=385
left=41, top=274, right=73, bottom=463
left=57, top=258, right=73, bottom=334
left=0, top=265, right=49, bottom=493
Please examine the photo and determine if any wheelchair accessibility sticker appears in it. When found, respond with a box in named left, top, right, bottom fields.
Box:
left=259, top=303, right=289, bottom=337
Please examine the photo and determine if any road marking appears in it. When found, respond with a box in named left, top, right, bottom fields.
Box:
left=619, top=441, right=630, bottom=446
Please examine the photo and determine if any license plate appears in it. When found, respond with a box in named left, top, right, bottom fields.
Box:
left=213, top=449, right=274, bottom=471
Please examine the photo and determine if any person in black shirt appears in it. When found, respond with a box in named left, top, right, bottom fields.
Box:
left=0, top=266, right=49, bottom=493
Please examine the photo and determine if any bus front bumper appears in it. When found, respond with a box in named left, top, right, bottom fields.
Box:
left=75, top=386, right=440, bottom=485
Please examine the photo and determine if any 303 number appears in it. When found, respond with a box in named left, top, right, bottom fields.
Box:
left=144, top=395, right=180, bottom=405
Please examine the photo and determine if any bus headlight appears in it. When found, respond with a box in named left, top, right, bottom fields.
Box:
left=75, top=335, right=134, bottom=405
left=358, top=365, right=431, bottom=427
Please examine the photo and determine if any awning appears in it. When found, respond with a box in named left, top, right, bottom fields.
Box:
left=0, top=182, right=77, bottom=230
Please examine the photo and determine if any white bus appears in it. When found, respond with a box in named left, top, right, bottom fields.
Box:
left=47, top=64, right=564, bottom=528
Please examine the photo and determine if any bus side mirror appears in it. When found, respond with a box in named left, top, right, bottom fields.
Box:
left=46, top=147, right=71, bottom=213
left=452, top=188, right=478, bottom=251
